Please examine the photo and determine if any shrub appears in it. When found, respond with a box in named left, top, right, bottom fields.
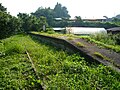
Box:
left=115, top=33, right=120, bottom=45
left=46, top=28, right=55, bottom=34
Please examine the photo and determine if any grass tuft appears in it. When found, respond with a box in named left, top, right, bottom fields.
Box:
left=76, top=42, right=85, bottom=47
left=67, top=37, right=74, bottom=40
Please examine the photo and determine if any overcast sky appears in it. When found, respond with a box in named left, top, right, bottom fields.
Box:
left=1, top=0, right=120, bottom=19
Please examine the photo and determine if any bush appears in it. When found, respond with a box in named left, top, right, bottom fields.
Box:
left=115, top=33, right=120, bottom=45
left=46, top=28, right=55, bottom=34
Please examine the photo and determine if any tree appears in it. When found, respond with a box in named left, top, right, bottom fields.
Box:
left=0, top=3, right=22, bottom=39
left=112, top=18, right=120, bottom=26
left=31, top=7, right=54, bottom=26
left=39, top=16, right=48, bottom=30
left=75, top=16, right=82, bottom=20
left=17, top=13, right=48, bottom=32
left=17, top=13, right=31, bottom=32
left=0, top=11, right=21, bottom=39
left=103, top=16, right=108, bottom=19
left=0, top=3, right=7, bottom=12
left=73, top=16, right=83, bottom=26
left=31, top=3, right=71, bottom=26
left=53, top=2, right=70, bottom=18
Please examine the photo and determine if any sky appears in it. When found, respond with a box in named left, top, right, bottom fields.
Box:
left=1, top=0, right=120, bottom=19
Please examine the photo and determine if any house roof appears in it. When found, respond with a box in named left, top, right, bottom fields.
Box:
left=53, top=28, right=65, bottom=31
left=107, top=27, right=120, bottom=31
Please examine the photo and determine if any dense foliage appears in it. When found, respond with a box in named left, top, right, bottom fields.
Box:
left=0, top=2, right=119, bottom=40
left=90, top=33, right=120, bottom=45
left=31, top=2, right=70, bottom=26
left=0, top=3, right=21, bottom=39
left=0, top=35, right=120, bottom=89
left=0, top=3, right=48, bottom=39
left=53, top=2, right=70, bottom=18
left=17, top=13, right=48, bottom=32
left=0, top=3, right=6, bottom=12
left=1, top=2, right=120, bottom=89
left=31, top=2, right=118, bottom=28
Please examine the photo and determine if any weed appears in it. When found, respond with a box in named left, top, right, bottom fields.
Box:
left=94, top=52, right=113, bottom=62
left=67, top=37, right=74, bottom=40
left=76, top=42, right=85, bottom=47
left=94, top=52, right=105, bottom=59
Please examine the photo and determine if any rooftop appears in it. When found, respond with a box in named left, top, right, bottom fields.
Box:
left=107, top=27, right=120, bottom=31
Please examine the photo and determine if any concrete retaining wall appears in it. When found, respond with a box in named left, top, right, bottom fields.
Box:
left=29, top=33, right=99, bottom=64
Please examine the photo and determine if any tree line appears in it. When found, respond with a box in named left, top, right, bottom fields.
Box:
left=0, top=2, right=120, bottom=39
left=0, top=2, right=71, bottom=39
left=0, top=3, right=21, bottom=39
left=31, top=3, right=118, bottom=28
left=0, top=3, right=48, bottom=39
left=31, top=2, right=70, bottom=26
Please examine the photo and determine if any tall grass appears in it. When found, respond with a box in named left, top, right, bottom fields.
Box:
left=90, top=33, right=120, bottom=45
left=80, top=34, right=120, bottom=53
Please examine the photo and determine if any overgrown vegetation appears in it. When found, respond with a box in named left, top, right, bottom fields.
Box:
left=31, top=32, right=120, bottom=53
left=0, top=5, right=21, bottom=39
left=0, top=3, right=48, bottom=39
left=1, top=2, right=120, bottom=89
left=80, top=34, right=120, bottom=53
left=0, top=35, right=120, bottom=89
left=90, top=33, right=120, bottom=45
left=94, top=52, right=120, bottom=68
left=94, top=52, right=112, bottom=61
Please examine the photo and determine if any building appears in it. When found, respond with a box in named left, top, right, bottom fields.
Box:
left=53, top=28, right=65, bottom=33
left=66, top=27, right=107, bottom=35
left=107, top=27, right=120, bottom=34
left=54, top=18, right=106, bottom=22
left=53, top=27, right=107, bottom=35
left=82, top=18, right=106, bottom=22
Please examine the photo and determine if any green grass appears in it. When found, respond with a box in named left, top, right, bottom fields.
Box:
left=0, top=34, right=120, bottom=89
